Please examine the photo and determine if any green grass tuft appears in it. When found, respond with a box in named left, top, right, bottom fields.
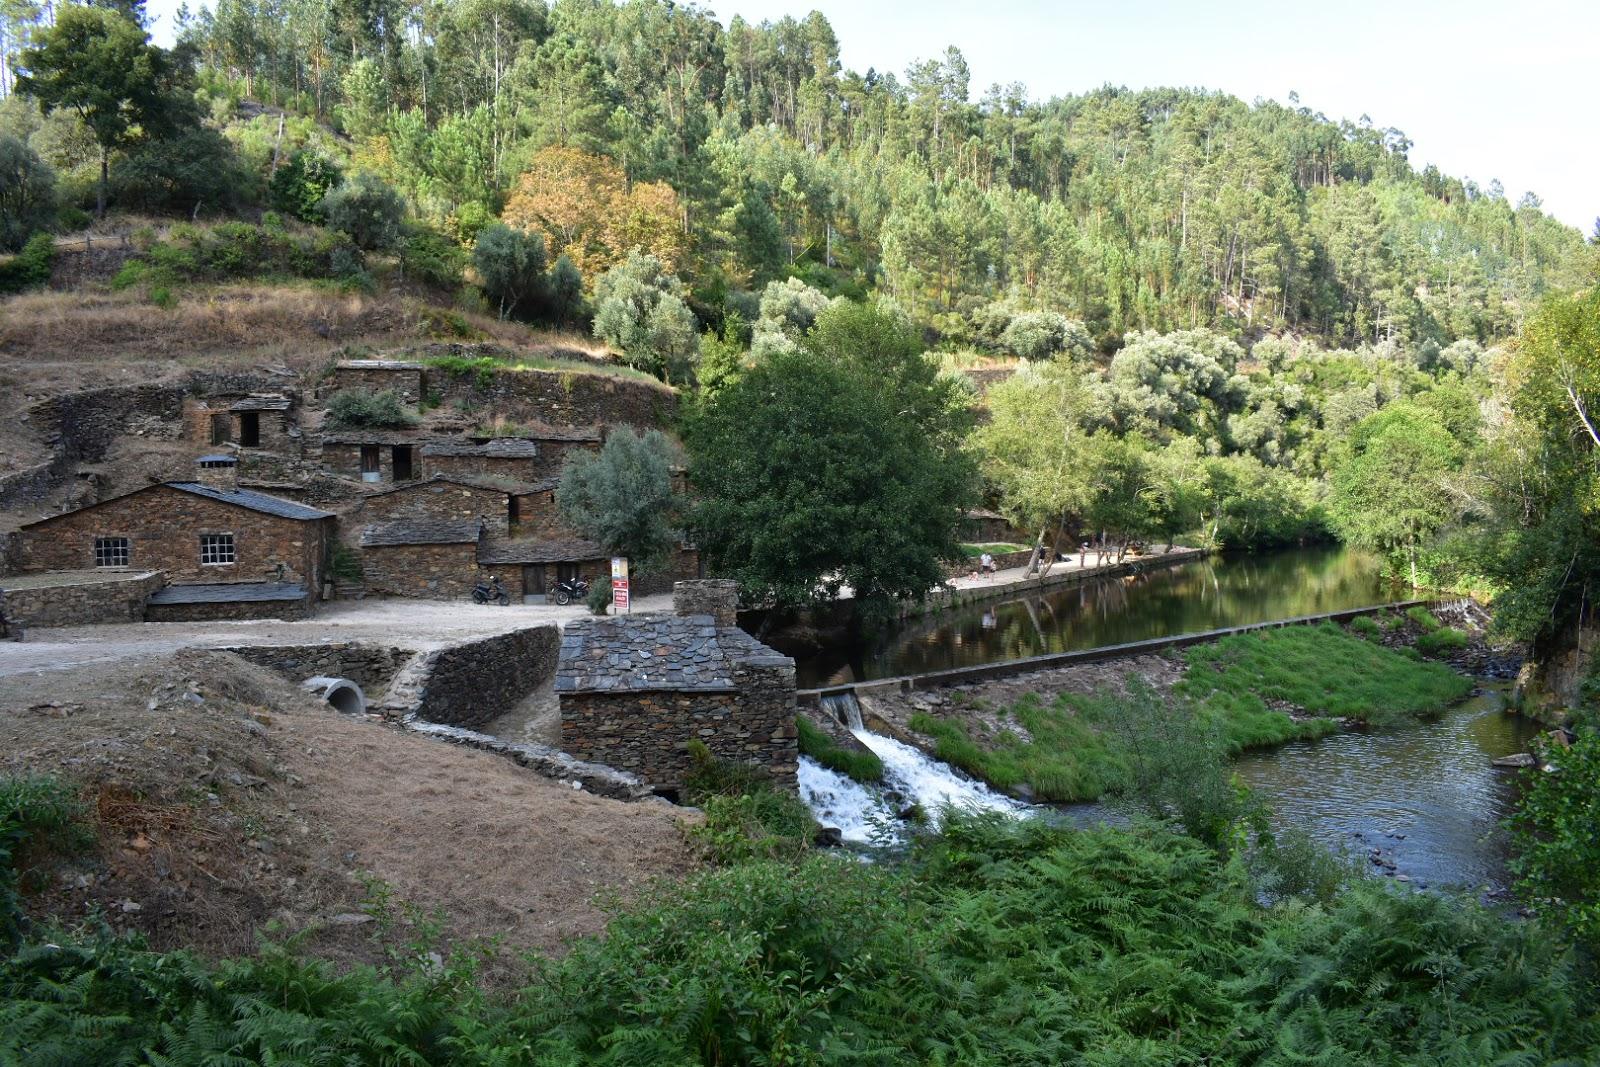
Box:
left=797, top=716, right=884, bottom=783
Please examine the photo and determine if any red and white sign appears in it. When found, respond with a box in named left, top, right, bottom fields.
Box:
left=610, top=557, right=630, bottom=613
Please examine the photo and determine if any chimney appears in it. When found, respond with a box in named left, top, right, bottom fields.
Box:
left=673, top=579, right=738, bottom=627
left=194, top=454, right=238, bottom=490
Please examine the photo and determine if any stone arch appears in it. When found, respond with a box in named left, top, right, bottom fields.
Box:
left=300, top=676, right=366, bottom=715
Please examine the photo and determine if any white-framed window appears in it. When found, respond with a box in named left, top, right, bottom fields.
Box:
left=94, top=536, right=130, bottom=568
left=199, top=533, right=236, bottom=566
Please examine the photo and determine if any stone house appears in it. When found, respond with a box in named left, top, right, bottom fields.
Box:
left=325, top=359, right=427, bottom=405
left=322, top=430, right=429, bottom=484
left=420, top=438, right=544, bottom=483
left=358, top=518, right=484, bottom=599
left=187, top=394, right=298, bottom=452
left=515, top=425, right=603, bottom=480
left=363, top=475, right=528, bottom=536
left=555, top=581, right=797, bottom=792
left=14, top=457, right=334, bottom=596
left=476, top=536, right=611, bottom=602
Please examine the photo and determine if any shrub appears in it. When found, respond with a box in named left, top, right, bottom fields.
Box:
left=1512, top=732, right=1600, bottom=947
left=1, top=775, right=88, bottom=948
left=329, top=543, right=363, bottom=581
left=586, top=580, right=612, bottom=615
left=324, top=389, right=417, bottom=429
left=0, top=231, right=54, bottom=293
left=1416, top=627, right=1468, bottom=657
left=399, top=225, right=466, bottom=289
left=269, top=149, right=342, bottom=224
left=682, top=739, right=816, bottom=863
left=471, top=222, right=546, bottom=319
left=1348, top=614, right=1381, bottom=638
left=797, top=715, right=884, bottom=784
left=110, top=128, right=252, bottom=216
left=322, top=172, right=405, bottom=251
left=0, top=133, right=56, bottom=252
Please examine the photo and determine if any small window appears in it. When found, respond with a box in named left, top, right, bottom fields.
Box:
left=94, top=536, right=130, bottom=568
left=239, top=411, right=261, bottom=448
left=199, top=533, right=236, bottom=566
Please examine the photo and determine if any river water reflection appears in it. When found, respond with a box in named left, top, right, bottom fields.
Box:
left=794, top=546, right=1390, bottom=688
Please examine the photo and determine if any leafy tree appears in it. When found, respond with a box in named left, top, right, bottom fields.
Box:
left=322, top=171, right=405, bottom=251
left=1000, top=311, right=1094, bottom=362
left=749, top=275, right=829, bottom=358
left=269, top=149, right=342, bottom=224
left=1327, top=402, right=1464, bottom=586
left=592, top=252, right=699, bottom=383
left=1511, top=732, right=1600, bottom=946
left=0, top=133, right=54, bottom=251
left=1105, top=328, right=1247, bottom=445
left=557, top=426, right=683, bottom=576
left=686, top=305, right=976, bottom=616
left=546, top=253, right=585, bottom=327
left=471, top=222, right=545, bottom=319
left=15, top=4, right=184, bottom=216
left=110, top=127, right=250, bottom=216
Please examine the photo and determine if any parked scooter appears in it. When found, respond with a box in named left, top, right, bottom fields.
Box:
left=551, top=576, right=589, bottom=605
left=471, top=575, right=510, bottom=606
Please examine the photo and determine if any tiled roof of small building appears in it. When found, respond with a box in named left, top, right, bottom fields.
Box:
left=164, top=483, right=334, bottom=521
left=472, top=424, right=602, bottom=444
left=555, top=615, right=744, bottom=693
left=322, top=430, right=434, bottom=446
left=360, top=519, right=484, bottom=547
left=229, top=395, right=292, bottom=411
left=363, top=474, right=540, bottom=498
left=477, top=536, right=606, bottom=565
left=422, top=438, right=541, bottom=458
left=147, top=582, right=308, bottom=604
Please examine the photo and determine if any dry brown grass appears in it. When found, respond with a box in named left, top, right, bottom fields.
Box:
left=0, top=283, right=609, bottom=371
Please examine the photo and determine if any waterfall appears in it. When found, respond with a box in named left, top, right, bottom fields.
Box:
left=820, top=690, right=865, bottom=731
left=801, top=694, right=1025, bottom=844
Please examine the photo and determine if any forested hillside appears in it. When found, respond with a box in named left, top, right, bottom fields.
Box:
left=0, top=0, right=1589, bottom=349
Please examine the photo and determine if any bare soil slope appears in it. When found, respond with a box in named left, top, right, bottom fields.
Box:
left=1, top=649, right=698, bottom=964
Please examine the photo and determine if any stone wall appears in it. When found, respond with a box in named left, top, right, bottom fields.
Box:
left=0, top=571, right=164, bottom=628
left=321, top=440, right=423, bottom=485
left=325, top=363, right=426, bottom=404
left=423, top=451, right=544, bottom=485
left=427, top=363, right=675, bottom=430
left=672, top=580, right=738, bottom=626
left=415, top=625, right=560, bottom=730
left=509, top=486, right=563, bottom=539
left=16, top=485, right=329, bottom=592
left=362, top=541, right=480, bottom=599
left=560, top=656, right=798, bottom=790
left=145, top=595, right=311, bottom=623
left=222, top=642, right=415, bottom=700
left=366, top=481, right=511, bottom=535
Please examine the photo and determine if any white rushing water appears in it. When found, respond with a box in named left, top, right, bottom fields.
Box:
left=799, top=725, right=1026, bottom=845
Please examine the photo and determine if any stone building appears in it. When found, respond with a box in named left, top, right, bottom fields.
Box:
left=420, top=438, right=544, bottom=483
left=358, top=518, right=484, bottom=599
left=555, top=581, right=797, bottom=792
left=14, top=458, right=334, bottom=596
left=325, top=359, right=427, bottom=405
left=477, top=536, right=612, bottom=602
left=187, top=393, right=298, bottom=453
left=363, top=475, right=525, bottom=536
left=516, top=425, right=603, bottom=480
left=322, top=430, right=428, bottom=484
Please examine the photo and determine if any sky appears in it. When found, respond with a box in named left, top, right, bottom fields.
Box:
left=144, top=0, right=1598, bottom=233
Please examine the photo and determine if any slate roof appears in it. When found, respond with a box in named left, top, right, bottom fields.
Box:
left=422, top=438, right=541, bottom=458
left=230, top=395, right=292, bottom=411
left=555, top=615, right=741, bottom=693
left=164, top=483, right=334, bottom=521
left=322, top=430, right=433, bottom=446
left=147, top=582, right=308, bottom=605
left=363, top=473, right=544, bottom=498
left=477, top=537, right=606, bottom=565
left=472, top=424, right=602, bottom=444
left=360, top=519, right=484, bottom=547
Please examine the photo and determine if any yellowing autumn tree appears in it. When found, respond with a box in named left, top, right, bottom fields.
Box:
left=501, top=146, right=686, bottom=279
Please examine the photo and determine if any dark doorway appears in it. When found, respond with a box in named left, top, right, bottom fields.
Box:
left=522, top=564, right=545, bottom=601
left=507, top=495, right=520, bottom=527
left=209, top=413, right=232, bottom=445
left=360, top=445, right=381, bottom=481
left=239, top=411, right=261, bottom=447
left=392, top=445, right=414, bottom=481
left=557, top=562, right=581, bottom=584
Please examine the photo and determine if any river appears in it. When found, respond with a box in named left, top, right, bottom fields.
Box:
left=791, top=545, right=1391, bottom=688
left=794, top=547, right=1539, bottom=891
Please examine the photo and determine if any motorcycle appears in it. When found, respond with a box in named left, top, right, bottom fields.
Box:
left=551, top=576, right=589, bottom=606
left=471, top=576, right=510, bottom=606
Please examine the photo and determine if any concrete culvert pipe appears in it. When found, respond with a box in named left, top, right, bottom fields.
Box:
left=300, top=676, right=366, bottom=715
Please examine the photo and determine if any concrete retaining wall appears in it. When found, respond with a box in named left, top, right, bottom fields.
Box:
left=800, top=600, right=1431, bottom=703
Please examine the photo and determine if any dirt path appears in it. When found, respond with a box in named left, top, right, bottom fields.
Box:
left=2, top=650, right=698, bottom=966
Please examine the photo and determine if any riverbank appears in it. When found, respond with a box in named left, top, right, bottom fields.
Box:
left=857, top=619, right=1475, bottom=804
